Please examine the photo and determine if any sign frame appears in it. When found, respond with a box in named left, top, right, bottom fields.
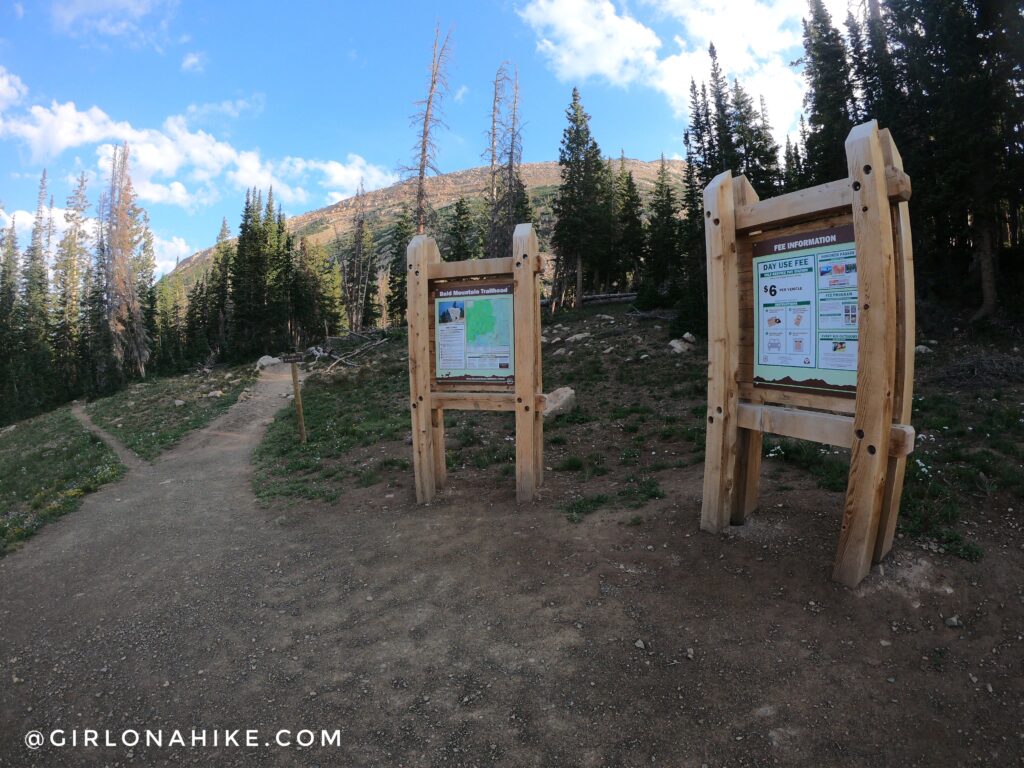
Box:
left=406, top=224, right=544, bottom=503
left=700, top=121, right=916, bottom=587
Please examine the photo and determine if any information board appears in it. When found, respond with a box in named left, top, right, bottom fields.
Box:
left=434, top=281, right=515, bottom=384
left=753, top=224, right=857, bottom=393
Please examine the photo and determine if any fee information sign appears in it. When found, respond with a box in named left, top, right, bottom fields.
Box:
left=753, top=224, right=858, bottom=393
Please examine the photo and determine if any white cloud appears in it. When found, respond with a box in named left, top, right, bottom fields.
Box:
left=520, top=0, right=853, bottom=142
left=519, top=0, right=661, bottom=86
left=13, top=2, right=24, bottom=19
left=0, top=74, right=396, bottom=214
left=51, top=0, right=177, bottom=42
left=185, top=94, right=264, bottom=121
left=180, top=51, right=205, bottom=73
left=453, top=85, right=469, bottom=103
left=153, top=233, right=192, bottom=276
left=0, top=65, right=28, bottom=113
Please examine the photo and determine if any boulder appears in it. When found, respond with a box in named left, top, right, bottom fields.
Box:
left=256, top=355, right=282, bottom=370
left=566, top=332, right=591, bottom=343
left=543, top=387, right=576, bottom=419
left=669, top=339, right=694, bottom=354
left=682, top=332, right=697, bottom=343
left=207, top=390, right=224, bottom=398
left=173, top=399, right=185, bottom=407
left=914, top=344, right=933, bottom=354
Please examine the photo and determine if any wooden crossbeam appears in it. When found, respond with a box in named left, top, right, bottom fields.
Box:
left=735, top=166, right=911, bottom=233
left=736, top=403, right=914, bottom=457
left=427, top=257, right=514, bottom=280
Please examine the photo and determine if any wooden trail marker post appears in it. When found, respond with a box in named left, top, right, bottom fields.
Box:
left=407, top=223, right=545, bottom=503
left=700, top=120, right=916, bottom=587
left=281, top=354, right=306, bottom=444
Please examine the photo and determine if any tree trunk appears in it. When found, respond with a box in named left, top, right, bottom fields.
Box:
left=575, top=254, right=583, bottom=310
left=969, top=216, right=998, bottom=324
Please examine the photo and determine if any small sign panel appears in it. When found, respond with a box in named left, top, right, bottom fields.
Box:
left=434, top=281, right=515, bottom=384
left=753, top=224, right=857, bottom=393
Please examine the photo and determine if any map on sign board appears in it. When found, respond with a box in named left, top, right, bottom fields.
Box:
left=434, top=282, right=515, bottom=384
left=753, top=224, right=858, bottom=393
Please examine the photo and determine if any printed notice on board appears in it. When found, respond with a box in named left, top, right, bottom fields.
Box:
left=753, top=224, right=857, bottom=392
left=434, top=282, right=515, bottom=384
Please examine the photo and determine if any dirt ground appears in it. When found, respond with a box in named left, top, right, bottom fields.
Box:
left=0, top=356, right=1022, bottom=767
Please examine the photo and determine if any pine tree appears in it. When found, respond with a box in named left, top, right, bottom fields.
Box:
left=105, top=144, right=151, bottom=379
left=80, top=191, right=115, bottom=395
left=52, top=172, right=90, bottom=397
left=614, top=158, right=646, bottom=289
left=0, top=219, right=20, bottom=423
left=708, top=44, right=736, bottom=176
left=19, top=170, right=54, bottom=411
left=552, top=87, right=607, bottom=309
left=641, top=156, right=682, bottom=306
left=385, top=207, right=415, bottom=327
left=782, top=136, right=805, bottom=193
left=444, top=197, right=479, bottom=261
left=230, top=189, right=270, bottom=360
left=677, top=132, right=708, bottom=335
left=801, top=0, right=858, bottom=184
left=206, top=218, right=233, bottom=357
left=184, top=277, right=210, bottom=362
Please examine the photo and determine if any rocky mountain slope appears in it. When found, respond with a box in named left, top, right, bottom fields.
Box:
left=166, top=158, right=686, bottom=289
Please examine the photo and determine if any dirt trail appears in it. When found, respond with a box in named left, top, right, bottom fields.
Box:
left=0, top=365, right=300, bottom=766
left=1, top=364, right=1021, bottom=767
left=70, top=401, right=145, bottom=471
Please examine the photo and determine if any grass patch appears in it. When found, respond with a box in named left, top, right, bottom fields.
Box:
left=555, top=455, right=585, bottom=472
left=87, top=364, right=257, bottom=460
left=618, top=475, right=665, bottom=508
left=562, top=494, right=610, bottom=523
left=765, top=439, right=849, bottom=492
left=254, top=355, right=409, bottom=503
left=0, top=407, right=124, bottom=553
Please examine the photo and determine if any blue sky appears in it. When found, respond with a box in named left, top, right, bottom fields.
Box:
left=0, top=0, right=850, bottom=275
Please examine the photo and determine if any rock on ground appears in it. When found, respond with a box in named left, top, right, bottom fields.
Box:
left=543, top=386, right=576, bottom=419
left=256, top=355, right=282, bottom=370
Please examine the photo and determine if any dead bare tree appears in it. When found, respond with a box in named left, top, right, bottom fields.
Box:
left=335, top=182, right=379, bottom=332
left=409, top=26, right=452, bottom=235
left=483, top=62, right=510, bottom=259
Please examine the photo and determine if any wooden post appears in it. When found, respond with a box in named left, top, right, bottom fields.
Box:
left=407, top=235, right=437, bottom=503
left=406, top=224, right=543, bottom=504
left=874, top=128, right=915, bottom=564
left=513, top=224, right=540, bottom=502
left=701, top=171, right=741, bottom=532
left=290, top=361, right=306, bottom=444
left=833, top=120, right=898, bottom=586
left=697, top=120, right=914, bottom=587
left=730, top=175, right=762, bottom=525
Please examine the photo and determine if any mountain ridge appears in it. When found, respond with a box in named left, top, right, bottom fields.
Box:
left=167, top=158, right=686, bottom=287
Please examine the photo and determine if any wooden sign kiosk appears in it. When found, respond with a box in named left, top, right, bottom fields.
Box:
left=701, top=120, right=916, bottom=587
left=406, top=223, right=544, bottom=503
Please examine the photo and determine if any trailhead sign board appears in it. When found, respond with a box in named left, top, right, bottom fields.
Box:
left=701, top=120, right=917, bottom=588
left=407, top=224, right=545, bottom=505
left=434, top=282, right=515, bottom=385
left=753, top=224, right=858, bottom=393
